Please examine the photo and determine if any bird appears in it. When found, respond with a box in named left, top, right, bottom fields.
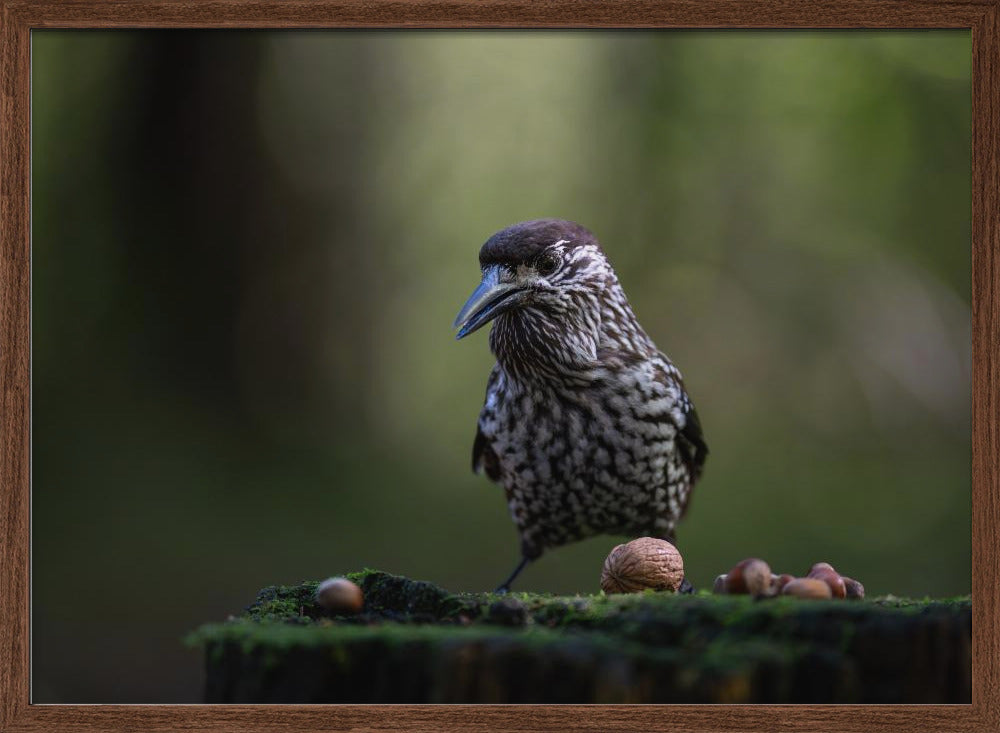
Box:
left=453, top=219, right=708, bottom=592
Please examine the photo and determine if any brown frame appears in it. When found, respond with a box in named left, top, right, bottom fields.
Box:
left=2, top=1, right=997, bottom=731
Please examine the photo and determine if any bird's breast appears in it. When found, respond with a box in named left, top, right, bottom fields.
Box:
left=480, top=368, right=679, bottom=491
left=477, top=361, right=695, bottom=551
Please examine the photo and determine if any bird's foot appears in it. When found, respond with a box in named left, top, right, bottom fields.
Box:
left=494, top=556, right=531, bottom=594
left=678, top=577, right=696, bottom=594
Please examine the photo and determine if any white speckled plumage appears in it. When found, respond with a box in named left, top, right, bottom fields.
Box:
left=458, top=220, right=707, bottom=582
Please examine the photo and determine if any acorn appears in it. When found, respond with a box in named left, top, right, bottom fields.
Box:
left=843, top=576, right=865, bottom=600
left=773, top=574, right=795, bottom=593
left=781, top=577, right=833, bottom=600
left=726, top=558, right=773, bottom=597
left=806, top=562, right=847, bottom=599
left=316, top=577, right=364, bottom=614
left=601, top=537, right=685, bottom=594
left=712, top=574, right=729, bottom=594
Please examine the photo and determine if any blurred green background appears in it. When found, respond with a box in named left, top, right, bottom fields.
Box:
left=32, top=30, right=970, bottom=703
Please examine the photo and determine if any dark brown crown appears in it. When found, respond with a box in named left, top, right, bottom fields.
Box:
left=478, top=219, right=599, bottom=269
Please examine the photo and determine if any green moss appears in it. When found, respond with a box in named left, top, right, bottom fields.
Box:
left=227, top=570, right=970, bottom=633
left=190, top=570, right=971, bottom=703
left=193, top=569, right=969, bottom=649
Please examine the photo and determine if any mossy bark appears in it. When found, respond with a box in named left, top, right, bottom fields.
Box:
left=190, top=570, right=971, bottom=703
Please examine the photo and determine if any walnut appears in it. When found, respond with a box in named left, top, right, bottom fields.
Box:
left=601, top=537, right=684, bottom=594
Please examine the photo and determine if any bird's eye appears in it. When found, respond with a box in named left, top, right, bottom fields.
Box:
left=536, top=253, right=560, bottom=277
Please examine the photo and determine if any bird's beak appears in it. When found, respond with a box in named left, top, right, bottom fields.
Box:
left=453, top=265, right=526, bottom=340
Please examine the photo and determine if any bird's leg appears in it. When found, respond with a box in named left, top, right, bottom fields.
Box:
left=494, top=557, right=531, bottom=594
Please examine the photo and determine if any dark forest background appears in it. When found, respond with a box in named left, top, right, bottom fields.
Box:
left=32, top=30, right=970, bottom=702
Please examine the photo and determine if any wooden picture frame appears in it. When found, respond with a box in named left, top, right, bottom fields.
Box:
left=2, top=1, right=996, bottom=730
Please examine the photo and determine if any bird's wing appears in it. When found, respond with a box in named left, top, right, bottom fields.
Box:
left=654, top=355, right=709, bottom=484
left=472, top=423, right=501, bottom=481
left=472, top=365, right=502, bottom=482
left=676, top=402, right=708, bottom=484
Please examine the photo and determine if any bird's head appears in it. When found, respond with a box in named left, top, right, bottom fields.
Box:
left=453, top=219, right=611, bottom=340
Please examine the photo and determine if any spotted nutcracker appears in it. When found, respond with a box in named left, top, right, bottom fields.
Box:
left=454, top=219, right=708, bottom=591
